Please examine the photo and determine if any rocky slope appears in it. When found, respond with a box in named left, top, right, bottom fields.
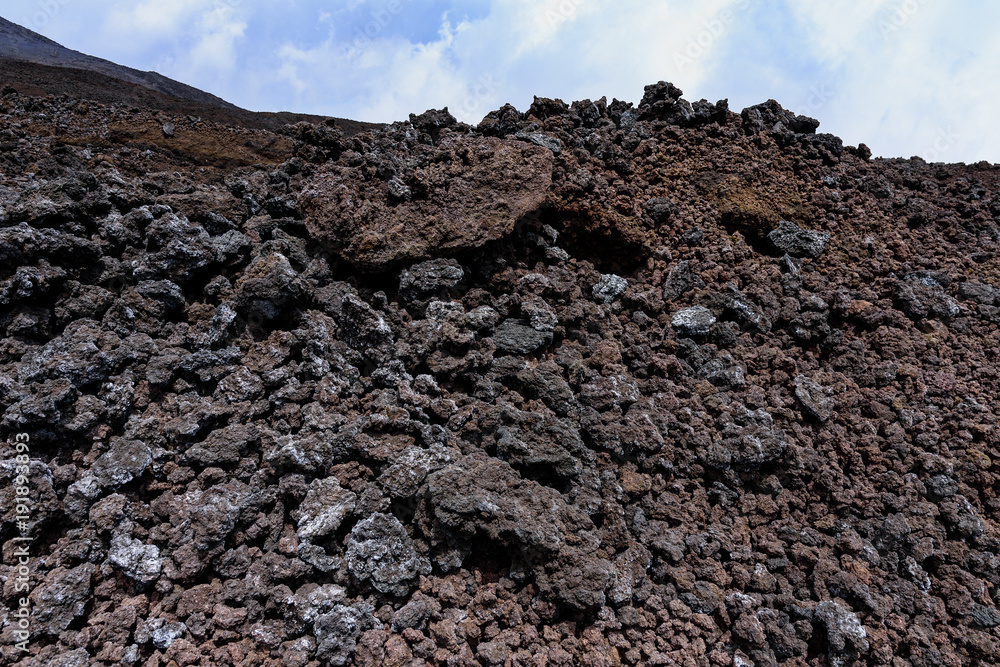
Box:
left=0, top=81, right=999, bottom=667
left=0, top=17, right=378, bottom=134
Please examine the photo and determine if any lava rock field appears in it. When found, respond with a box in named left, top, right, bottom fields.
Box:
left=0, top=82, right=999, bottom=666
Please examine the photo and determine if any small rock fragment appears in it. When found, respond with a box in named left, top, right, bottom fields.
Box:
left=399, top=258, right=464, bottom=303
left=296, top=477, right=357, bottom=541
left=815, top=600, right=869, bottom=662
left=109, top=533, right=163, bottom=584
left=672, top=306, right=716, bottom=336
left=593, top=274, right=628, bottom=303
left=344, top=513, right=431, bottom=596
left=794, top=375, right=835, bottom=422
left=492, top=319, right=552, bottom=354
left=768, top=220, right=830, bottom=258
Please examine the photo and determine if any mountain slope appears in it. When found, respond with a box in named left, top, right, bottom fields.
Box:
left=0, top=16, right=379, bottom=134
left=0, top=16, right=238, bottom=108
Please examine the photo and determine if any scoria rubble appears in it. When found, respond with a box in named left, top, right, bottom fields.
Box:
left=0, top=81, right=999, bottom=666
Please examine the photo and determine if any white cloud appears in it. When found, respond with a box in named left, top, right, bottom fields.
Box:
left=93, top=0, right=248, bottom=99
left=259, top=0, right=744, bottom=124
left=777, top=0, right=1000, bottom=162
left=101, top=0, right=205, bottom=49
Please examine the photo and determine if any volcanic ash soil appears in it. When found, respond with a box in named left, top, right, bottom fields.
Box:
left=1, top=82, right=1000, bottom=666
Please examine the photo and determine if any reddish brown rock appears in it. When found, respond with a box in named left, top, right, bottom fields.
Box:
left=300, top=135, right=553, bottom=270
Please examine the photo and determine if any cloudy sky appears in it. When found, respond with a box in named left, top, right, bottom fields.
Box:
left=5, top=0, right=998, bottom=163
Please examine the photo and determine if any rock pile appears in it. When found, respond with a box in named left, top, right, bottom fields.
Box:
left=0, top=82, right=999, bottom=666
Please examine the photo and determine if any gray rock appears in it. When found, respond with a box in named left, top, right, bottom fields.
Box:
left=706, top=406, right=786, bottom=470
left=151, top=620, right=187, bottom=649
left=958, top=281, right=999, bottom=305
left=184, top=423, right=259, bottom=466
left=477, top=640, right=511, bottom=665
left=344, top=513, right=431, bottom=596
left=0, top=221, right=102, bottom=265
left=580, top=374, right=641, bottom=411
left=545, top=246, right=570, bottom=261
left=672, top=306, right=716, bottom=336
left=515, top=362, right=576, bottom=415
left=767, top=220, right=830, bottom=258
left=644, top=197, right=676, bottom=223
left=465, top=305, right=500, bottom=332
left=392, top=594, right=434, bottom=631
left=134, top=280, right=185, bottom=312
left=938, top=494, right=985, bottom=537
left=162, top=122, right=175, bottom=137
left=607, top=544, right=652, bottom=606
left=664, top=260, right=705, bottom=300
left=285, top=583, right=347, bottom=628
left=91, top=439, right=152, bottom=488
left=63, top=473, right=102, bottom=520
left=234, top=252, right=299, bottom=319
left=923, top=474, right=958, bottom=501
left=399, top=258, right=464, bottom=302
left=895, top=275, right=961, bottom=320
left=493, top=319, right=552, bottom=354
left=133, top=212, right=217, bottom=281
left=697, top=352, right=745, bottom=388
left=331, top=290, right=396, bottom=363
left=425, top=454, right=613, bottom=610
left=2, top=378, right=77, bottom=429
left=295, top=477, right=357, bottom=541
left=109, top=533, right=163, bottom=584
left=210, top=229, right=252, bottom=260
left=30, top=564, right=95, bottom=634
left=173, top=480, right=255, bottom=551
left=520, top=295, right=558, bottom=331
left=593, top=274, right=628, bottom=303
left=17, top=319, right=112, bottom=387
left=297, top=542, right=341, bottom=573
left=314, top=605, right=365, bottom=666
left=815, top=600, right=869, bottom=662
left=45, top=648, right=91, bottom=667
left=497, top=404, right=584, bottom=479
left=725, top=289, right=771, bottom=332
left=680, top=580, right=723, bottom=614
left=970, top=604, right=1000, bottom=628
left=377, top=445, right=457, bottom=497
left=794, top=375, right=835, bottom=422
left=515, top=131, right=562, bottom=154
left=387, top=177, right=412, bottom=201
left=707, top=429, right=785, bottom=470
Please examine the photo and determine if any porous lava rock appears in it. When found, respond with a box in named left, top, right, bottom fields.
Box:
left=1, top=80, right=999, bottom=667
left=299, top=135, right=553, bottom=270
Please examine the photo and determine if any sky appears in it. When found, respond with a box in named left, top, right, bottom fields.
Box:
left=4, top=0, right=999, bottom=163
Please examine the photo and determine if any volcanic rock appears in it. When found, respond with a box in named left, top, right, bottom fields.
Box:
left=3, top=74, right=1000, bottom=667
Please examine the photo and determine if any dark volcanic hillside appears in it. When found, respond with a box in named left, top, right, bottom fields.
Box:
left=0, top=17, right=379, bottom=135
left=0, top=80, right=999, bottom=667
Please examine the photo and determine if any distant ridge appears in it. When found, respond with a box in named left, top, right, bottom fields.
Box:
left=0, top=16, right=379, bottom=134
left=0, top=16, right=239, bottom=108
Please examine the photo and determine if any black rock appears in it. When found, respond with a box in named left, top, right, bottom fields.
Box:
left=767, top=220, right=830, bottom=258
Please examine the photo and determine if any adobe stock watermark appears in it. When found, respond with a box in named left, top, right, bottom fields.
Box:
left=25, top=0, right=243, bottom=32
left=7, top=432, right=34, bottom=654
left=455, top=73, right=503, bottom=120
left=350, top=0, right=414, bottom=52
left=920, top=126, right=958, bottom=163
left=879, top=0, right=932, bottom=39
left=22, top=0, right=71, bottom=31
left=544, top=0, right=584, bottom=29
left=674, top=0, right=756, bottom=72
left=795, top=83, right=834, bottom=118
